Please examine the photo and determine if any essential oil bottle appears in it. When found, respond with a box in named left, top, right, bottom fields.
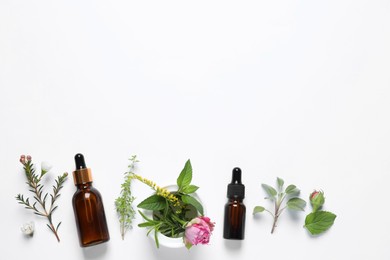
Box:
left=72, top=153, right=110, bottom=247
left=223, top=167, right=246, bottom=240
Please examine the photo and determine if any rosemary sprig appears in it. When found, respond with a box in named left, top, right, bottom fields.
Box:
left=15, top=155, right=68, bottom=242
left=115, top=155, right=138, bottom=240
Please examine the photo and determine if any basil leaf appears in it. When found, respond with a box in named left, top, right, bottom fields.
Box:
left=304, top=211, right=337, bottom=235
left=177, top=159, right=192, bottom=189
left=181, top=185, right=199, bottom=194
left=137, top=195, right=166, bottom=211
left=287, top=197, right=306, bottom=211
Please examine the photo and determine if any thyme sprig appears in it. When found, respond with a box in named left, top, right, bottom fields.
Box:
left=115, top=155, right=138, bottom=240
left=15, top=155, right=68, bottom=242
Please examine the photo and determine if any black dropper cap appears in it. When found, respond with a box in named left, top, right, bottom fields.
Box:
left=75, top=153, right=87, bottom=169
left=73, top=153, right=93, bottom=185
left=227, top=167, right=245, bottom=199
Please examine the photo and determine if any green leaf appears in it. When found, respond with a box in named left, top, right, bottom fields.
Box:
left=253, top=206, right=265, bottom=215
left=287, top=198, right=306, bottom=211
left=304, top=211, right=337, bottom=235
left=138, top=210, right=154, bottom=222
left=177, top=159, right=192, bottom=189
left=138, top=222, right=157, bottom=227
left=181, top=194, right=204, bottom=215
left=285, top=184, right=299, bottom=194
left=154, top=229, right=160, bottom=248
left=137, top=195, right=166, bottom=211
left=277, top=177, right=284, bottom=191
left=261, top=184, right=277, bottom=199
left=56, top=222, right=62, bottom=232
left=47, top=224, right=54, bottom=232
left=181, top=185, right=199, bottom=194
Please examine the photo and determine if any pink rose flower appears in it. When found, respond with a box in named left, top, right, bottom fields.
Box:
left=184, top=216, right=215, bottom=249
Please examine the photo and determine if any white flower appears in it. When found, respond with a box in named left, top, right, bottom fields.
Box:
left=41, top=161, right=52, bottom=174
left=21, top=221, right=34, bottom=236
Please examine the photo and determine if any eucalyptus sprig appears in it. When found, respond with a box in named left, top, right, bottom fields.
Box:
left=115, top=155, right=138, bottom=240
left=15, top=155, right=68, bottom=242
left=253, top=177, right=306, bottom=234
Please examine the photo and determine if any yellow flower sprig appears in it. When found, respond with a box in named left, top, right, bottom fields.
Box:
left=132, top=174, right=181, bottom=207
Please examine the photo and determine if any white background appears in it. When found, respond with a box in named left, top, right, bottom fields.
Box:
left=1, top=1, right=390, bottom=259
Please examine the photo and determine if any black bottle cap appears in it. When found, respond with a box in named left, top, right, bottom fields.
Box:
left=75, top=153, right=87, bottom=169
left=73, top=153, right=93, bottom=185
left=227, top=167, right=245, bottom=199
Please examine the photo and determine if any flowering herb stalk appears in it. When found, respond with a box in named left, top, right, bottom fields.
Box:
left=15, top=155, right=68, bottom=242
left=133, top=159, right=214, bottom=249
left=115, top=155, right=138, bottom=240
left=253, top=177, right=306, bottom=234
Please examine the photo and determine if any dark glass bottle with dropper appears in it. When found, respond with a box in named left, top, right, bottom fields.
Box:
left=223, top=167, right=246, bottom=240
left=72, top=153, right=110, bottom=247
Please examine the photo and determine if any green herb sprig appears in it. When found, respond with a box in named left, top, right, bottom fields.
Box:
left=16, top=155, right=68, bottom=242
left=136, top=159, right=203, bottom=248
left=253, top=177, right=306, bottom=234
left=304, top=190, right=337, bottom=235
left=115, top=155, right=138, bottom=240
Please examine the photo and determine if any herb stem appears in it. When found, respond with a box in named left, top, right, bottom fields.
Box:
left=31, top=171, right=61, bottom=242
left=271, top=214, right=279, bottom=234
left=271, top=201, right=281, bottom=234
left=264, top=209, right=274, bottom=217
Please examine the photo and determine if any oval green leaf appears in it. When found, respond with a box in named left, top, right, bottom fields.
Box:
left=177, top=159, right=192, bottom=189
left=181, top=185, right=199, bottom=194
left=304, top=211, right=337, bottom=235
left=277, top=177, right=284, bottom=190
left=181, top=194, right=204, bottom=215
left=287, top=197, right=306, bottom=211
left=253, top=206, right=265, bottom=215
left=285, top=184, right=299, bottom=194
left=137, top=195, right=166, bottom=211
left=261, top=183, right=277, bottom=199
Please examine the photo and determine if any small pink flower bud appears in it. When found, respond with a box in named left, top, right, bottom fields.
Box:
left=19, top=155, right=26, bottom=164
left=309, top=190, right=325, bottom=212
left=310, top=191, right=320, bottom=200
left=26, top=155, right=32, bottom=161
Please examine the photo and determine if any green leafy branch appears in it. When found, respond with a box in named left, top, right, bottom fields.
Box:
left=136, top=159, right=203, bottom=248
left=115, top=155, right=138, bottom=240
left=253, top=177, right=306, bottom=234
left=16, top=156, right=68, bottom=242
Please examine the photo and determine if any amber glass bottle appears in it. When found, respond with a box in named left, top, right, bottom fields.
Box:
left=223, top=167, right=246, bottom=240
left=72, top=153, right=110, bottom=247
